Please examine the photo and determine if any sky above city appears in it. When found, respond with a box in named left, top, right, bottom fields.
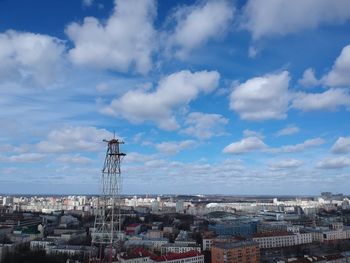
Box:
left=0, top=0, right=350, bottom=195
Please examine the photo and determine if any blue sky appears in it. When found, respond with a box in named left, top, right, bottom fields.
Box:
left=0, top=0, right=350, bottom=195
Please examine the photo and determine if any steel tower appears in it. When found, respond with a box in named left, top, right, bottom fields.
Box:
left=91, top=138, right=126, bottom=262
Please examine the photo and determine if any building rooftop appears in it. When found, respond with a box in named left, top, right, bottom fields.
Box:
left=253, top=231, right=294, bottom=238
left=212, top=240, right=258, bottom=249
left=152, top=251, right=203, bottom=262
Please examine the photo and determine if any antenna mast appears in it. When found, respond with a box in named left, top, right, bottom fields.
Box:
left=91, top=138, right=126, bottom=262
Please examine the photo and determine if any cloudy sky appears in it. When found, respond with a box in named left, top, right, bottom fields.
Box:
left=0, top=0, right=350, bottom=195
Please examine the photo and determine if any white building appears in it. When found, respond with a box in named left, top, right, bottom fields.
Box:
left=45, top=245, right=96, bottom=258
left=30, top=239, right=55, bottom=251
left=311, top=228, right=350, bottom=242
left=253, top=232, right=312, bottom=249
left=202, top=238, right=214, bottom=251
left=161, top=243, right=201, bottom=254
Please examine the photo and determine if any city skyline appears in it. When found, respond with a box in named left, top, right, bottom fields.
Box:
left=0, top=0, right=350, bottom=195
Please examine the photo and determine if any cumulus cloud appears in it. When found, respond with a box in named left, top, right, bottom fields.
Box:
left=37, top=126, right=114, bottom=153
left=66, top=0, right=156, bottom=74
left=224, top=133, right=324, bottom=155
left=269, top=159, right=303, bottom=170
left=292, top=88, right=350, bottom=111
left=229, top=71, right=290, bottom=121
left=181, top=112, right=228, bottom=139
left=156, top=140, right=196, bottom=155
left=275, top=125, right=300, bottom=137
left=0, top=30, right=65, bottom=86
left=332, top=136, right=350, bottom=154
left=316, top=156, right=350, bottom=169
left=101, top=70, right=220, bottom=130
left=223, top=136, right=267, bottom=154
left=0, top=153, right=45, bottom=163
left=56, top=154, right=93, bottom=164
left=242, top=129, right=264, bottom=139
left=323, top=44, right=350, bottom=87
left=166, top=0, right=234, bottom=58
left=242, top=0, right=350, bottom=39
left=270, top=138, right=325, bottom=153
left=298, top=68, right=319, bottom=88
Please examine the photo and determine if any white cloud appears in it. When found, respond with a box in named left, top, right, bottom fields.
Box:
left=101, top=70, right=220, bottom=130
left=270, top=138, right=325, bottom=153
left=37, top=126, right=113, bottom=153
left=0, top=30, right=65, bottom=86
left=243, top=129, right=264, bottom=139
left=224, top=134, right=324, bottom=155
left=242, top=0, right=350, bottom=39
left=96, top=83, right=109, bottom=93
left=269, top=159, right=303, bottom=170
left=56, top=154, right=93, bottom=164
left=66, top=0, right=156, bottom=74
left=275, top=125, right=300, bottom=137
left=229, top=71, right=290, bottom=121
left=156, top=140, right=196, bottom=155
left=181, top=112, right=228, bottom=139
left=298, top=68, right=319, bottom=88
left=323, top=44, right=350, bottom=87
left=0, top=153, right=45, bottom=163
left=332, top=136, right=350, bottom=154
left=82, top=0, right=94, bottom=7
left=248, top=45, right=259, bottom=58
left=223, top=136, right=267, bottom=154
left=292, top=88, right=350, bottom=111
left=124, top=152, right=157, bottom=164
left=316, top=156, right=350, bottom=169
left=167, top=0, right=234, bottom=58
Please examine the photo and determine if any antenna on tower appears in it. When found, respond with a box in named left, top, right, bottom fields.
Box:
left=90, top=137, right=126, bottom=263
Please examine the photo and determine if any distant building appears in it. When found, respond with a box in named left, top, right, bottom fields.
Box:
left=161, top=243, right=201, bottom=254
left=209, top=221, right=257, bottom=237
left=126, top=223, right=142, bottom=235
left=152, top=251, right=204, bottom=263
left=0, top=244, right=15, bottom=263
left=120, top=249, right=204, bottom=263
left=309, top=228, right=350, bottom=243
left=45, top=245, right=97, bottom=258
left=253, top=232, right=312, bottom=249
left=176, top=201, right=184, bottom=213
left=211, top=240, right=260, bottom=263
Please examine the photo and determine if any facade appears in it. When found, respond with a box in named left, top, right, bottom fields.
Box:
left=203, top=238, right=214, bottom=251
left=253, top=232, right=312, bottom=249
left=161, top=243, right=201, bottom=254
left=0, top=244, right=15, bottom=263
left=124, top=238, right=169, bottom=251
left=120, top=250, right=204, bottom=263
left=30, top=239, right=55, bottom=251
left=211, top=241, right=260, bottom=263
left=45, top=245, right=97, bottom=258
left=153, top=251, right=204, bottom=263
left=209, top=221, right=257, bottom=238
left=311, top=229, right=350, bottom=242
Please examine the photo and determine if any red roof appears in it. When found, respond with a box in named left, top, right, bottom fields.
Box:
left=127, top=223, right=141, bottom=228
left=120, top=248, right=153, bottom=260
left=152, top=251, right=203, bottom=262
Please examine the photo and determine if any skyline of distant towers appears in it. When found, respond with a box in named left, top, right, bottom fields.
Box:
left=91, top=137, right=126, bottom=263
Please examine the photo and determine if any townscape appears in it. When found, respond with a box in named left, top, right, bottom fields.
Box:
left=1, top=0, right=350, bottom=262
left=1, top=192, right=350, bottom=263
